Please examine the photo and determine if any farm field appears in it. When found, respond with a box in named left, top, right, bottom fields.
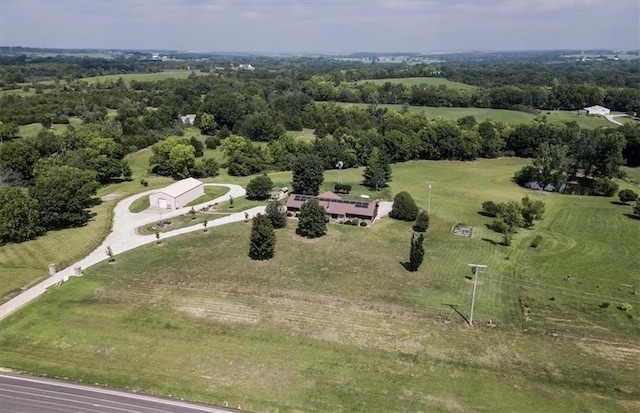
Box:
left=334, top=102, right=615, bottom=128
left=1, top=159, right=638, bottom=412
left=354, top=77, right=476, bottom=89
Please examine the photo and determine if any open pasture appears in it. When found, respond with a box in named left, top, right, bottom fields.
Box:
left=1, top=159, right=638, bottom=412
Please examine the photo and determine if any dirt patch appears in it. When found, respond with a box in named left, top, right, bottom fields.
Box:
left=101, top=192, right=128, bottom=202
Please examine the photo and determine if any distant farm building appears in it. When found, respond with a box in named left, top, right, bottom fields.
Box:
left=180, top=114, right=197, bottom=125
left=285, top=191, right=379, bottom=222
left=579, top=105, right=610, bottom=116
left=149, top=177, right=204, bottom=210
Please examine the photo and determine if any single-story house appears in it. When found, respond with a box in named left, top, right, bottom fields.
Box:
left=579, top=105, right=610, bottom=116
left=285, top=191, right=379, bottom=222
left=180, top=114, right=197, bottom=125
left=149, top=177, right=204, bottom=210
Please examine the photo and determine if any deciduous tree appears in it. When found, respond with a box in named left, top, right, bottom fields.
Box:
left=30, top=165, right=99, bottom=230
left=246, top=174, right=273, bottom=200
left=521, top=196, right=545, bottom=228
left=0, top=187, right=43, bottom=244
left=292, top=154, right=324, bottom=195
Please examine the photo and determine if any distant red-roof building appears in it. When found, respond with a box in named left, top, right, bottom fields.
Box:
left=285, top=191, right=379, bottom=222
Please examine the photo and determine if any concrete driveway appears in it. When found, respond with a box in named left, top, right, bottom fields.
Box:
left=0, top=184, right=263, bottom=320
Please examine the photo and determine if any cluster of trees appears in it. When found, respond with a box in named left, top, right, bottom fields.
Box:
left=148, top=136, right=218, bottom=179
left=482, top=197, right=545, bottom=245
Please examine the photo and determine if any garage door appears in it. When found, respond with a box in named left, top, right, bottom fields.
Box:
left=158, top=198, right=168, bottom=209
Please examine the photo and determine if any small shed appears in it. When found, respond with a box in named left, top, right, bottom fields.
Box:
left=149, top=177, right=204, bottom=210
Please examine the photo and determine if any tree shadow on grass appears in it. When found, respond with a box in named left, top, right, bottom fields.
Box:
left=623, top=213, right=640, bottom=221
left=610, top=201, right=627, bottom=206
left=481, top=237, right=499, bottom=246
left=477, top=211, right=496, bottom=218
left=400, top=261, right=417, bottom=272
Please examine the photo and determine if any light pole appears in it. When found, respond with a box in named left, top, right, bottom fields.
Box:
left=467, top=263, right=487, bottom=327
left=427, top=181, right=435, bottom=214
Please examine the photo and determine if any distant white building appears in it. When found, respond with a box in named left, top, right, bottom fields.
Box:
left=238, top=64, right=255, bottom=70
left=180, top=114, right=196, bottom=125
left=580, top=105, right=610, bottom=116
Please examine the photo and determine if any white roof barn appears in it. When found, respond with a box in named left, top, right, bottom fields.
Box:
left=582, top=105, right=610, bottom=116
left=149, top=177, right=204, bottom=210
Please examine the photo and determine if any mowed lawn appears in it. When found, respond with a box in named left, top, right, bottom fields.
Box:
left=355, top=77, right=476, bottom=89
left=1, top=159, right=638, bottom=412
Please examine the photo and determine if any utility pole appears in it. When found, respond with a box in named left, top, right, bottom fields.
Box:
left=427, top=181, right=435, bottom=214
left=467, top=263, right=487, bottom=327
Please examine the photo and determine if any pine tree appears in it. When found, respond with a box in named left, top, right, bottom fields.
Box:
left=389, top=191, right=419, bottom=221
left=413, top=210, right=430, bottom=232
left=363, top=147, right=392, bottom=191
left=265, top=199, right=287, bottom=229
left=409, top=233, right=425, bottom=272
left=296, top=199, right=327, bottom=238
left=249, top=213, right=276, bottom=260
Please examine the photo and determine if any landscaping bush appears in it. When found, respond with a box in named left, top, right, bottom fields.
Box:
left=593, top=178, right=619, bottom=197
left=359, top=221, right=368, bottom=227
left=481, top=201, right=498, bottom=217
left=389, top=191, right=419, bottom=221
left=413, top=210, right=430, bottom=232
left=334, top=183, right=352, bottom=194
left=618, top=189, right=638, bottom=205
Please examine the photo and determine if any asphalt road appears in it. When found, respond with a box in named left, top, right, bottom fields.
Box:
left=0, top=373, right=239, bottom=413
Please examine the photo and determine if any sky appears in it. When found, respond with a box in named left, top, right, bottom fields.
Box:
left=0, top=0, right=638, bottom=53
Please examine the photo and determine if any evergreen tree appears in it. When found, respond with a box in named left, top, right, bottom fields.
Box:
left=296, top=199, right=327, bottom=238
left=363, top=147, right=392, bottom=191
left=291, top=154, right=324, bottom=195
left=265, top=199, right=287, bottom=229
left=408, top=232, right=425, bottom=272
left=413, top=210, right=430, bottom=232
left=389, top=191, right=419, bottom=221
left=249, top=213, right=276, bottom=260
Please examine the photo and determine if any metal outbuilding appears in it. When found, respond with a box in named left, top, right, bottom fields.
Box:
left=149, top=177, right=204, bottom=210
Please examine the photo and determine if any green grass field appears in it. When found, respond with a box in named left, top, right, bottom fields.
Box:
left=1, top=159, right=638, bottom=412
left=335, top=102, right=617, bottom=128
left=355, top=77, right=476, bottom=89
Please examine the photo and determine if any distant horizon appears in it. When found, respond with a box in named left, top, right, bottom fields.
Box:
left=1, top=45, right=638, bottom=57
left=1, top=1, right=638, bottom=53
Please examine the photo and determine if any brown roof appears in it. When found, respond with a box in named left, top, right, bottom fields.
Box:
left=285, top=192, right=377, bottom=219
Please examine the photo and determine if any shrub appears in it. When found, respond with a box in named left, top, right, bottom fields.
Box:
left=205, top=136, right=220, bottom=150
left=140, top=179, right=148, bottom=187
left=593, top=178, right=619, bottom=197
left=334, top=183, right=352, bottom=194
left=618, top=189, right=638, bottom=205
left=389, top=191, right=419, bottom=221
left=413, top=210, right=430, bottom=232
left=530, top=235, right=542, bottom=248
left=618, top=303, right=633, bottom=312
left=359, top=221, right=368, bottom=227
left=482, top=201, right=498, bottom=217
left=513, top=165, right=540, bottom=187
